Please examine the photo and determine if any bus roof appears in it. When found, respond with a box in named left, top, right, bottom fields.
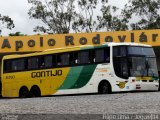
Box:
left=107, top=42, right=151, bottom=47
left=3, top=42, right=151, bottom=60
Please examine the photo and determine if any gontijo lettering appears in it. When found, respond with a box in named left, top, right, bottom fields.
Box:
left=31, top=70, right=62, bottom=78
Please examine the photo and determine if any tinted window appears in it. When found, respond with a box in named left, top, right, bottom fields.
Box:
left=93, top=48, right=110, bottom=63
left=113, top=58, right=128, bottom=79
left=128, top=47, right=155, bottom=56
left=39, top=55, right=53, bottom=68
left=105, top=48, right=110, bottom=62
left=113, top=46, right=126, bottom=57
left=61, top=53, right=70, bottom=66
left=4, top=59, right=25, bottom=72
left=39, top=56, right=45, bottom=68
left=12, top=59, right=25, bottom=71
left=95, top=49, right=104, bottom=62
left=45, top=55, right=53, bottom=68
left=57, top=54, right=61, bottom=66
left=4, top=60, right=12, bottom=72
left=3, top=47, right=111, bottom=73
left=74, top=52, right=78, bottom=64
left=78, top=51, right=90, bottom=64
left=28, top=57, right=38, bottom=69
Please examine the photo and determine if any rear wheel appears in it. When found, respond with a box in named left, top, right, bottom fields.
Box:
left=98, top=82, right=111, bottom=94
left=0, top=81, right=2, bottom=96
left=30, top=86, right=41, bottom=97
left=19, top=87, right=29, bottom=98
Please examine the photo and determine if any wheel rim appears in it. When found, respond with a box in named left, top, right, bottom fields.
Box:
left=20, top=89, right=28, bottom=98
left=100, top=82, right=109, bottom=94
left=30, top=87, right=41, bottom=97
left=102, top=85, right=108, bottom=94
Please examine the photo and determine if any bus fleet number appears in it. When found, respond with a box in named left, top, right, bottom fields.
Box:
left=6, top=75, right=15, bottom=79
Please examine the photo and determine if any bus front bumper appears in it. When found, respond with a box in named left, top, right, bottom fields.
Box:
left=131, top=82, right=159, bottom=91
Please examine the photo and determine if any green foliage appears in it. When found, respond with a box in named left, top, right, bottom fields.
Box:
left=72, top=0, right=98, bottom=32
left=28, top=0, right=160, bottom=33
left=122, top=0, right=160, bottom=30
left=97, top=5, right=128, bottom=31
left=72, top=0, right=107, bottom=32
left=28, top=0, right=77, bottom=34
left=9, top=32, right=27, bottom=36
left=28, top=0, right=120, bottom=33
left=0, top=14, right=14, bottom=34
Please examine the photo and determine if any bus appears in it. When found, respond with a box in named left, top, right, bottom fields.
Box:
left=0, top=42, right=159, bottom=98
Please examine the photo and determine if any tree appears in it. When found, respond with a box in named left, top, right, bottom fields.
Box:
left=28, top=0, right=120, bottom=33
left=28, top=0, right=78, bottom=34
left=73, top=0, right=128, bottom=32
left=9, top=32, right=27, bottom=36
left=97, top=5, right=128, bottom=31
left=122, top=0, right=160, bottom=30
left=0, top=14, right=14, bottom=34
left=72, top=0, right=108, bottom=32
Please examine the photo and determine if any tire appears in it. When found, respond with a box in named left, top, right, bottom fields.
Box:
left=0, top=81, right=2, bottom=96
left=30, top=86, right=41, bottom=97
left=98, top=82, right=110, bottom=94
left=19, top=87, right=29, bottom=98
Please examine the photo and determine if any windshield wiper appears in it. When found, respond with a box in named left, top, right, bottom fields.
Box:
left=145, top=59, right=154, bottom=77
left=140, top=69, right=146, bottom=77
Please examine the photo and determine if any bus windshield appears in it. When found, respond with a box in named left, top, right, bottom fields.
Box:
left=128, top=57, right=158, bottom=77
left=127, top=46, right=155, bottom=57
left=113, top=46, right=158, bottom=78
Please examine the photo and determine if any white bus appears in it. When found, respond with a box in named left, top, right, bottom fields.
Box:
left=1, top=42, right=159, bottom=98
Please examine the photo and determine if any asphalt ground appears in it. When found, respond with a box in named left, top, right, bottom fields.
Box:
left=0, top=92, right=160, bottom=120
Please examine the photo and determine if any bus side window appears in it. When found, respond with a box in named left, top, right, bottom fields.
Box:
left=11, top=59, right=25, bottom=71
left=74, top=52, right=78, bottom=65
left=61, top=53, right=70, bottom=66
left=78, top=51, right=90, bottom=64
left=4, top=60, right=12, bottom=72
left=93, top=48, right=110, bottom=63
left=52, top=55, right=57, bottom=67
left=39, top=56, right=45, bottom=68
left=92, top=50, right=95, bottom=63
left=44, top=55, right=53, bottom=68
left=113, top=46, right=126, bottom=57
left=69, top=52, right=74, bottom=65
left=95, top=49, right=104, bottom=63
left=28, top=57, right=39, bottom=70
left=57, top=54, right=61, bottom=66
left=105, top=48, right=110, bottom=62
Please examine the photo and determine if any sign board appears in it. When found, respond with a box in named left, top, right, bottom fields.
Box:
left=0, top=29, right=160, bottom=53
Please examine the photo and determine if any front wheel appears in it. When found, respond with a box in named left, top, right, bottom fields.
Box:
left=98, top=82, right=111, bottom=94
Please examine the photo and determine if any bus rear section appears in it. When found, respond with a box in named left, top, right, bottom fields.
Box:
left=0, top=46, right=112, bottom=97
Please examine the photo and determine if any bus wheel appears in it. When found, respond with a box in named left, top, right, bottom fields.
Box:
left=30, top=86, right=41, bottom=97
left=98, top=81, right=111, bottom=94
left=19, top=87, right=29, bottom=98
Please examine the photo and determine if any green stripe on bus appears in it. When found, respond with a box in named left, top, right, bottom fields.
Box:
left=80, top=44, right=108, bottom=50
left=58, top=66, right=83, bottom=89
left=70, top=64, right=97, bottom=89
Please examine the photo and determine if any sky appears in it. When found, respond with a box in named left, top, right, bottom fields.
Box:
left=0, top=0, right=128, bottom=36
